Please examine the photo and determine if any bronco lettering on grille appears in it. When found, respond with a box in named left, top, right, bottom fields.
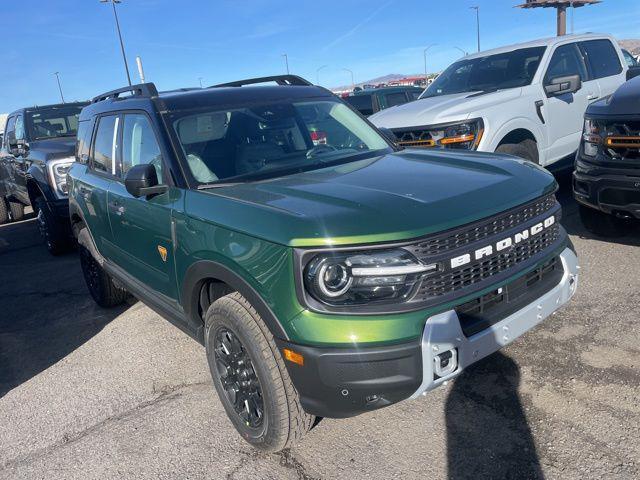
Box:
left=450, top=215, right=556, bottom=269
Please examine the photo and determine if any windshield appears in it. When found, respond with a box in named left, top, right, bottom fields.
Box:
left=422, top=46, right=546, bottom=98
left=27, top=105, right=85, bottom=140
left=170, top=99, right=391, bottom=186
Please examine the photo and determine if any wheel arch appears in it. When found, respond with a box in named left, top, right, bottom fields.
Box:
left=487, top=117, right=546, bottom=162
left=182, top=260, right=290, bottom=341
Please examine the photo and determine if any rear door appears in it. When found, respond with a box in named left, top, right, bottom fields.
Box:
left=541, top=42, right=599, bottom=164
left=579, top=39, right=625, bottom=100
left=107, top=111, right=179, bottom=300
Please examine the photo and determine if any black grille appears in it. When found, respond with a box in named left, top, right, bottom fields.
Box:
left=393, top=128, right=435, bottom=147
left=456, top=256, right=563, bottom=337
left=408, top=195, right=558, bottom=258
left=415, top=223, right=561, bottom=300
left=601, top=121, right=640, bottom=161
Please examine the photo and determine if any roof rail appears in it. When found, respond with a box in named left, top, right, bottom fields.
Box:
left=210, top=75, right=313, bottom=88
left=91, top=83, right=159, bottom=104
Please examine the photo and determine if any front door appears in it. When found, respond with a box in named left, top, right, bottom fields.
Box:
left=107, top=112, right=179, bottom=301
left=542, top=42, right=600, bottom=164
left=12, top=114, right=30, bottom=205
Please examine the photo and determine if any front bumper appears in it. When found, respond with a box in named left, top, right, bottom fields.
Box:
left=280, top=248, right=578, bottom=418
left=573, top=158, right=640, bottom=219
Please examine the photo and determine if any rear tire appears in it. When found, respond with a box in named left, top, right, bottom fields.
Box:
left=79, top=243, right=128, bottom=307
left=8, top=201, right=24, bottom=221
left=579, top=204, right=631, bottom=237
left=35, top=197, right=70, bottom=255
left=496, top=139, right=539, bottom=164
left=204, top=292, right=314, bottom=452
left=0, top=199, right=8, bottom=225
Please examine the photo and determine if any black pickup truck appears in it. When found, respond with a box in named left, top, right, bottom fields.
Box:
left=0, top=102, right=87, bottom=253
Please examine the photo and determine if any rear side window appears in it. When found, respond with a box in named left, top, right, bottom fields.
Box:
left=76, top=120, right=93, bottom=163
left=544, top=44, right=588, bottom=84
left=121, top=113, right=163, bottom=183
left=91, top=115, right=118, bottom=174
left=409, top=90, right=422, bottom=100
left=384, top=92, right=408, bottom=108
left=345, top=95, right=374, bottom=116
left=580, top=39, right=622, bottom=79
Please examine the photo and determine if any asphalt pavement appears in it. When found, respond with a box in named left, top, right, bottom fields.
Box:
left=1, top=176, right=639, bottom=480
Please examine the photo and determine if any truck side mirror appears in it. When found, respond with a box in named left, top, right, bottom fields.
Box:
left=544, top=74, right=582, bottom=97
left=124, top=164, right=168, bottom=198
left=627, top=66, right=640, bottom=81
left=15, top=139, right=29, bottom=157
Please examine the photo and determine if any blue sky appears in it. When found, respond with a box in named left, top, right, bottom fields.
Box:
left=1, top=0, right=638, bottom=112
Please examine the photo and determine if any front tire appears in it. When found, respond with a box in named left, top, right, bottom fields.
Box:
left=35, top=197, right=70, bottom=255
left=0, top=199, right=8, bottom=225
left=79, top=244, right=128, bottom=307
left=204, top=292, right=314, bottom=452
left=8, top=201, right=24, bottom=221
left=496, top=139, right=539, bottom=164
left=579, top=204, right=631, bottom=237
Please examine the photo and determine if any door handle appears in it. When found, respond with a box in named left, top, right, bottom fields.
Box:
left=109, top=201, right=125, bottom=216
left=587, top=94, right=599, bottom=100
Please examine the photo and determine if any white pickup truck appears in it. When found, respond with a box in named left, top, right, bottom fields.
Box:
left=370, top=34, right=631, bottom=167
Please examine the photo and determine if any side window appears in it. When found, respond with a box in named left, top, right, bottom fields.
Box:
left=14, top=115, right=25, bottom=141
left=121, top=113, right=163, bottom=183
left=580, top=40, right=623, bottom=79
left=4, top=116, right=16, bottom=147
left=409, top=91, right=422, bottom=100
left=622, top=50, right=637, bottom=68
left=544, top=44, right=588, bottom=84
left=91, top=115, right=118, bottom=174
left=76, top=120, right=93, bottom=163
left=384, top=92, right=409, bottom=108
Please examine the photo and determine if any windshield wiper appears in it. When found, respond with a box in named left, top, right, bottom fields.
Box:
left=197, top=181, right=245, bottom=190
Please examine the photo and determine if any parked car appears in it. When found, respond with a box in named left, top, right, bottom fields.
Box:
left=370, top=34, right=630, bottom=168
left=68, top=75, right=578, bottom=452
left=574, top=74, right=640, bottom=236
left=345, top=86, right=423, bottom=116
left=0, top=102, right=87, bottom=252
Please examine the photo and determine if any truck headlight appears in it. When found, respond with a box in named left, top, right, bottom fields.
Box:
left=304, top=248, right=438, bottom=306
left=47, top=158, right=75, bottom=198
left=396, top=119, right=484, bottom=150
left=582, top=119, right=602, bottom=157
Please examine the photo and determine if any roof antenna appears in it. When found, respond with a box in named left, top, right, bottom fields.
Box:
left=136, top=56, right=146, bottom=83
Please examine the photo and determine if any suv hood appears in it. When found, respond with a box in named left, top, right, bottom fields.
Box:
left=28, top=137, right=76, bottom=161
left=369, top=89, right=522, bottom=129
left=586, top=75, right=640, bottom=116
left=191, top=150, right=556, bottom=247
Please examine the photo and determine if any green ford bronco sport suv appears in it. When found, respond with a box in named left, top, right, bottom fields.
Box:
left=68, top=75, right=579, bottom=451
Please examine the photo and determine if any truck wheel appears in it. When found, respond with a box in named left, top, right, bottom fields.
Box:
left=35, top=197, right=70, bottom=255
left=79, top=244, right=128, bottom=307
left=579, top=205, right=631, bottom=237
left=0, top=199, right=8, bottom=225
left=8, top=201, right=24, bottom=221
left=496, top=140, right=539, bottom=164
left=204, top=292, right=314, bottom=452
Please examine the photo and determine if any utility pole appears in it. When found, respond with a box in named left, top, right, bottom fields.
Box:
left=470, top=6, right=480, bottom=52
left=282, top=54, right=290, bottom=74
left=136, top=56, right=145, bottom=83
left=53, top=72, right=65, bottom=103
left=423, top=44, right=436, bottom=84
left=100, top=0, right=132, bottom=86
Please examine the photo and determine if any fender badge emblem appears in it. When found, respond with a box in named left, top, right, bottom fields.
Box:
left=157, top=245, right=168, bottom=262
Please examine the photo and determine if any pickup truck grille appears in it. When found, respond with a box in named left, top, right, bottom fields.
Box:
left=393, top=128, right=435, bottom=147
left=602, top=120, right=640, bottom=161
left=409, top=194, right=557, bottom=257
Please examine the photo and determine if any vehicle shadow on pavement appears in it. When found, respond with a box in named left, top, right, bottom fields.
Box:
left=0, top=219, right=129, bottom=399
left=445, top=352, right=544, bottom=480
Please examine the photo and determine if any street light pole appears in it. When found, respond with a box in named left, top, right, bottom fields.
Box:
left=282, top=54, right=290, bottom=74
left=342, top=68, right=355, bottom=89
left=53, top=72, right=65, bottom=103
left=101, top=0, right=132, bottom=86
left=198, top=77, right=204, bottom=88
left=316, top=65, right=328, bottom=85
left=470, top=6, right=480, bottom=52
left=453, top=46, right=468, bottom=57
left=423, top=44, right=436, bottom=84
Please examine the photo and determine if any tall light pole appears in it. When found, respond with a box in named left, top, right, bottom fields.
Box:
left=53, top=72, right=65, bottom=103
left=470, top=6, right=480, bottom=52
left=342, top=68, right=355, bottom=89
left=316, top=65, right=328, bottom=85
left=453, top=46, right=468, bottom=57
left=198, top=77, right=204, bottom=88
left=423, top=44, right=436, bottom=84
left=100, top=0, right=132, bottom=86
left=282, top=53, right=290, bottom=74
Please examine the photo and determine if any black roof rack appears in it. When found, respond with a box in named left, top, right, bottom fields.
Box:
left=91, top=83, right=159, bottom=104
left=210, top=75, right=313, bottom=88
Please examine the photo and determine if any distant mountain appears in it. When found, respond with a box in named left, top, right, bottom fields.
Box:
left=332, top=73, right=424, bottom=91
left=619, top=39, right=640, bottom=56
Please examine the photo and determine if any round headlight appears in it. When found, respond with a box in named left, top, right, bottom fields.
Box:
left=316, top=261, right=352, bottom=298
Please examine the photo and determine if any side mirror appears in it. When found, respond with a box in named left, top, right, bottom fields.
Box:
left=544, top=74, right=582, bottom=97
left=627, top=66, right=640, bottom=81
left=15, top=139, right=29, bottom=157
left=124, top=164, right=168, bottom=198
left=378, top=127, right=397, bottom=144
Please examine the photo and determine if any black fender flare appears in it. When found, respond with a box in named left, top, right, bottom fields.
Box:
left=181, top=260, right=290, bottom=341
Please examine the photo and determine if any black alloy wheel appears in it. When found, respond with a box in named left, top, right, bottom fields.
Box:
left=213, top=327, right=264, bottom=429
